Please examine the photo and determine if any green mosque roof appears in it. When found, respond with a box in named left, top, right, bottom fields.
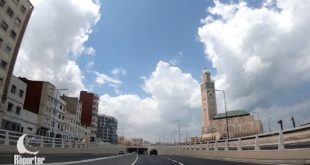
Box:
left=212, top=110, right=249, bottom=119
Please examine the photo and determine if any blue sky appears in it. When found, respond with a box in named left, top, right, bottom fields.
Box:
left=17, top=0, right=310, bottom=140
left=80, top=0, right=213, bottom=96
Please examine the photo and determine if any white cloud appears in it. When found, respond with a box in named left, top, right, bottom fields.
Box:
left=95, top=72, right=122, bottom=85
left=85, top=61, right=95, bottom=71
left=99, top=61, right=201, bottom=142
left=198, top=0, right=310, bottom=130
left=111, top=68, right=127, bottom=77
left=84, top=47, right=96, bottom=56
left=14, top=0, right=100, bottom=95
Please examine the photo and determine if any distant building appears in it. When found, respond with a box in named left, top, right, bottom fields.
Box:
left=131, top=138, right=143, bottom=145
left=79, top=91, right=99, bottom=142
left=200, top=70, right=262, bottom=140
left=97, top=114, right=118, bottom=144
left=61, top=95, right=91, bottom=141
left=118, top=136, right=126, bottom=145
left=0, top=0, right=33, bottom=105
left=0, top=75, right=37, bottom=134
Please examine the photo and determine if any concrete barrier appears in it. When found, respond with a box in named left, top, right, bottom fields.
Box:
left=0, top=144, right=125, bottom=154
left=157, top=147, right=310, bottom=164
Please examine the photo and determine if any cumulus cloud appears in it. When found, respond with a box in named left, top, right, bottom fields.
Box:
left=14, top=0, right=100, bottom=95
left=84, top=46, right=96, bottom=56
left=100, top=61, right=202, bottom=142
left=85, top=61, right=95, bottom=71
left=198, top=0, right=310, bottom=131
left=95, top=72, right=122, bottom=85
left=111, top=68, right=127, bottom=77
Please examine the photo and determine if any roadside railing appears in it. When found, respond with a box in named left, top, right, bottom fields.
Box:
left=166, top=124, right=310, bottom=151
left=0, top=129, right=112, bottom=149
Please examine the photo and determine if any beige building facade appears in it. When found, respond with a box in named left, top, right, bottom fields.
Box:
left=0, top=0, right=33, bottom=105
left=61, top=95, right=91, bottom=142
left=200, top=70, right=262, bottom=140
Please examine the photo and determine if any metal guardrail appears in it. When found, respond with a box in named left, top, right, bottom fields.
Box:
left=165, top=124, right=310, bottom=151
left=0, top=129, right=112, bottom=149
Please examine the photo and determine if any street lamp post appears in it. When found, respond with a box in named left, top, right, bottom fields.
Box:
left=291, top=117, right=296, bottom=128
left=161, top=128, right=165, bottom=144
left=173, top=120, right=181, bottom=144
left=268, top=117, right=272, bottom=132
left=214, top=89, right=229, bottom=139
left=51, top=88, right=68, bottom=138
left=253, top=112, right=263, bottom=133
left=278, top=120, right=283, bottom=130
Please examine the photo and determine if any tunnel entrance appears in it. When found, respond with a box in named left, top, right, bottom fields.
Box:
left=127, top=147, right=148, bottom=154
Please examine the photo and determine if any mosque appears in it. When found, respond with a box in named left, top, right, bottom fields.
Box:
left=200, top=71, right=262, bottom=140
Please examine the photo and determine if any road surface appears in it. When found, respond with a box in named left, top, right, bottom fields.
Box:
left=0, top=152, right=263, bottom=165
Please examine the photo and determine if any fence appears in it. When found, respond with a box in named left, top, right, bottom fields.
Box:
left=168, top=124, right=310, bottom=151
left=0, top=129, right=111, bottom=149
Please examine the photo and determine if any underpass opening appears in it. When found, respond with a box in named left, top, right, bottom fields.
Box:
left=127, top=147, right=148, bottom=154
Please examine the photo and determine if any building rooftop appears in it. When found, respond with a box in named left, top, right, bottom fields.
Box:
left=212, top=110, right=250, bottom=119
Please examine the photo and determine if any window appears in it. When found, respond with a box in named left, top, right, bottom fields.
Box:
left=0, top=21, right=8, bottom=31
left=0, top=38, right=2, bottom=48
left=15, top=17, right=21, bottom=27
left=6, top=7, right=14, bottom=18
left=10, top=30, right=17, bottom=39
left=7, top=102, right=13, bottom=112
left=11, top=85, right=16, bottom=94
left=0, top=0, right=5, bottom=7
left=5, top=45, right=11, bottom=54
left=0, top=60, right=7, bottom=69
left=16, top=106, right=21, bottom=115
left=58, top=114, right=61, bottom=119
left=19, top=89, right=24, bottom=98
left=27, top=127, right=33, bottom=131
left=0, top=78, right=3, bottom=87
left=13, top=0, right=19, bottom=5
left=20, top=5, right=26, bottom=14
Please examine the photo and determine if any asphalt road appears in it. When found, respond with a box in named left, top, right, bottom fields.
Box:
left=0, top=152, right=264, bottom=165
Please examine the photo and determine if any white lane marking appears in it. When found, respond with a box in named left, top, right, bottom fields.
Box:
left=160, top=156, right=184, bottom=165
left=44, top=153, right=134, bottom=165
left=131, top=153, right=139, bottom=165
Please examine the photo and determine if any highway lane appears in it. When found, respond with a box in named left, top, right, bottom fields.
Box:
left=162, top=155, right=263, bottom=165
left=135, top=155, right=178, bottom=165
left=50, top=153, right=263, bottom=165
left=0, top=153, right=115, bottom=164
left=0, top=152, right=264, bottom=165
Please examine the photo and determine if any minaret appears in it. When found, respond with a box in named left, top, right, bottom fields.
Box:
left=200, top=70, right=217, bottom=134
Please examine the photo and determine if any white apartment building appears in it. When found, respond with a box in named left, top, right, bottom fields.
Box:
left=0, top=75, right=38, bottom=134
left=0, top=0, right=33, bottom=107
